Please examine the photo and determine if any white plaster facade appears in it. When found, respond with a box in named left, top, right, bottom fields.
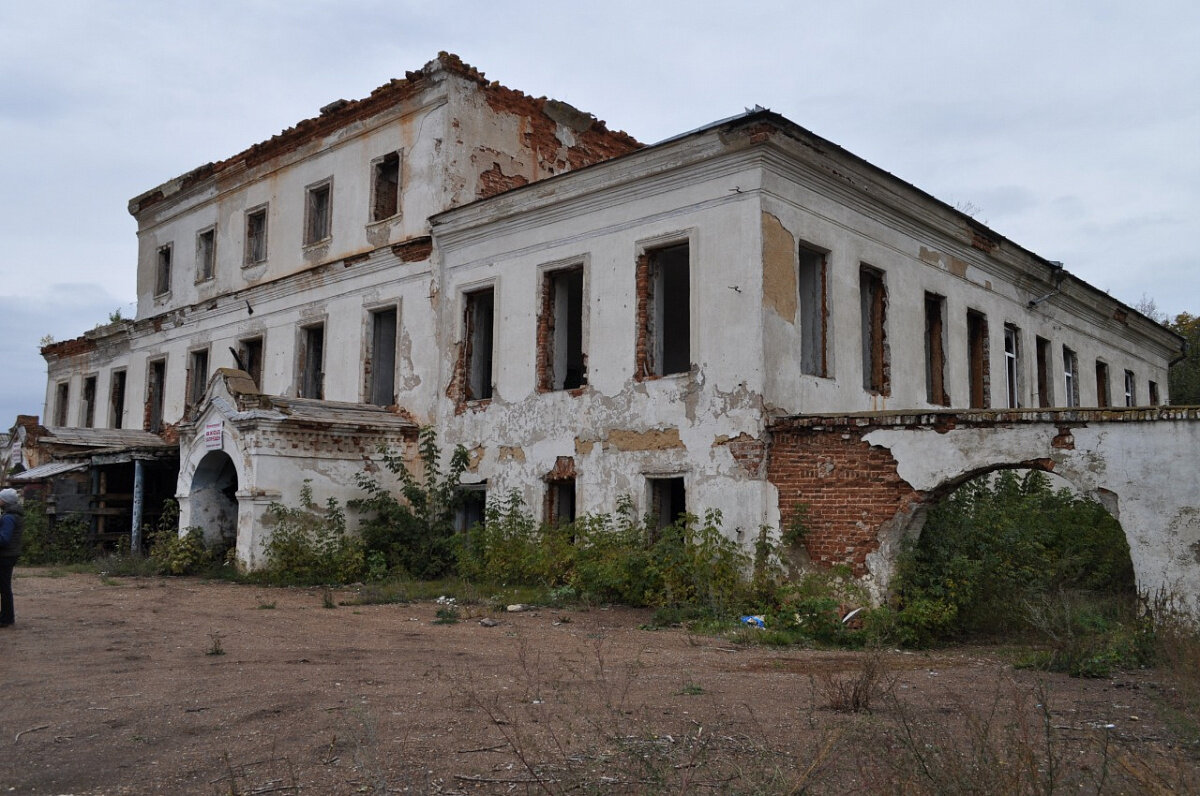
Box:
left=38, top=54, right=1183, bottom=565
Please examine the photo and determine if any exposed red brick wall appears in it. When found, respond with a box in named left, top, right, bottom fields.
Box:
left=768, top=426, right=923, bottom=574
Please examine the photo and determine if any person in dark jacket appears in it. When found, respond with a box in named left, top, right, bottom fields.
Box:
left=0, top=487, right=23, bottom=627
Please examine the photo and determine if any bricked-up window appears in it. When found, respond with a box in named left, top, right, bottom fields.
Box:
left=146, top=359, right=166, bottom=432
left=372, top=151, right=401, bottom=221
left=538, top=266, right=585, bottom=391
left=366, top=307, right=397, bottom=406
left=859, top=266, right=889, bottom=394
left=54, top=382, right=69, bottom=426
left=1149, top=380, right=1160, bottom=405
left=1095, top=360, right=1111, bottom=407
left=1004, top=323, right=1021, bottom=408
left=245, top=206, right=268, bottom=266
left=1035, top=336, right=1053, bottom=407
left=1124, top=369, right=1136, bottom=406
left=155, top=243, right=172, bottom=296
left=648, top=476, right=687, bottom=532
left=636, top=243, right=690, bottom=378
left=236, top=337, right=264, bottom=390
left=967, top=309, right=990, bottom=409
left=187, top=348, right=209, bottom=410
left=798, top=244, right=828, bottom=377
left=109, top=369, right=126, bottom=429
left=1063, top=346, right=1080, bottom=407
left=924, top=293, right=948, bottom=405
left=304, top=180, right=332, bottom=245
left=463, top=287, right=495, bottom=401
left=196, top=227, right=215, bottom=282
left=454, top=484, right=487, bottom=532
left=81, top=375, right=96, bottom=428
left=298, top=325, right=325, bottom=399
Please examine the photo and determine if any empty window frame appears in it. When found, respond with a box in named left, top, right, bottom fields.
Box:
left=1149, top=380, right=1160, bottom=405
left=798, top=244, right=828, bottom=377
left=462, top=287, right=495, bottom=401
left=545, top=478, right=577, bottom=526
left=244, top=205, right=268, bottom=266
left=298, top=325, right=325, bottom=399
left=187, top=348, right=210, bottom=410
left=859, top=266, right=889, bottom=394
left=454, top=484, right=487, bottom=533
left=109, top=369, right=127, bottom=429
left=967, top=309, right=990, bottom=409
left=52, top=382, right=69, bottom=426
left=366, top=306, right=398, bottom=406
left=196, top=227, right=216, bottom=282
left=1003, top=323, right=1021, bottom=408
left=304, top=180, right=332, bottom=245
left=146, top=359, right=166, bottom=432
left=1063, top=346, right=1080, bottom=408
left=924, top=293, right=948, bottom=406
left=81, top=375, right=97, bottom=428
left=648, top=476, right=687, bottom=532
left=235, top=337, right=264, bottom=389
left=371, top=151, right=401, bottom=221
left=1095, top=361, right=1111, bottom=407
left=1035, top=336, right=1053, bottom=407
left=154, top=243, right=172, bottom=296
left=636, top=243, right=690, bottom=378
left=538, top=265, right=586, bottom=391
left=1124, top=369, right=1136, bottom=407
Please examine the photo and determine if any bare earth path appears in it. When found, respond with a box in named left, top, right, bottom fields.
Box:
left=0, top=571, right=1196, bottom=794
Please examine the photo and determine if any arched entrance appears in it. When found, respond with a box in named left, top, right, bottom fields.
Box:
left=189, top=450, right=239, bottom=546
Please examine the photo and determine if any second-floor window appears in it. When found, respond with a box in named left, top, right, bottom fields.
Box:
left=155, top=243, right=172, bottom=296
left=245, top=206, right=268, bottom=266
left=372, top=152, right=401, bottom=221
left=1063, top=346, right=1079, bottom=407
left=196, top=227, right=216, bottom=282
left=305, top=180, right=332, bottom=245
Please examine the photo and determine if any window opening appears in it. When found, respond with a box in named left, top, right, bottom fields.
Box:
left=859, top=266, right=889, bottom=394
left=455, top=484, right=487, bottom=532
left=924, top=293, right=948, bottom=405
left=188, top=349, right=209, bottom=410
left=147, top=359, right=166, bottom=432
left=298, top=325, right=325, bottom=399
left=196, top=228, right=215, bottom=282
left=1095, top=361, right=1110, bottom=407
left=1035, top=336, right=1053, bottom=407
left=54, top=382, right=69, bottom=426
left=81, top=376, right=96, bottom=428
left=798, top=245, right=828, bottom=377
left=109, top=370, right=126, bottom=429
left=234, top=337, right=264, bottom=390
left=967, top=309, right=990, bottom=409
left=372, top=152, right=400, bottom=221
left=463, top=287, right=495, bottom=401
left=367, top=307, right=397, bottom=406
left=155, top=244, right=172, bottom=296
left=538, top=266, right=585, bottom=391
left=648, top=476, right=687, bottom=532
left=1063, top=346, right=1079, bottom=407
left=245, top=206, right=268, bottom=265
left=1124, top=369, right=1136, bottom=406
left=1004, top=323, right=1021, bottom=408
left=637, top=243, right=690, bottom=378
left=305, top=182, right=332, bottom=244
left=1149, top=380, right=1160, bottom=405
left=546, top=479, right=577, bottom=526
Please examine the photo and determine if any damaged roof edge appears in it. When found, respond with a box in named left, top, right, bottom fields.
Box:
left=434, top=107, right=1185, bottom=354
left=126, top=52, right=640, bottom=217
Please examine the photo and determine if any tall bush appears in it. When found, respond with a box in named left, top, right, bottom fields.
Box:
left=262, top=481, right=363, bottom=585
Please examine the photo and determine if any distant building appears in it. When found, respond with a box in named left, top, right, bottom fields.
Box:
left=34, top=54, right=1183, bottom=567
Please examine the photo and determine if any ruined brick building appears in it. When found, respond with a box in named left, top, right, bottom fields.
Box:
left=30, top=53, right=1184, bottom=572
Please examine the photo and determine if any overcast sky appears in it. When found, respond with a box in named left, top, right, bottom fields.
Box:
left=2, top=1, right=1197, bottom=425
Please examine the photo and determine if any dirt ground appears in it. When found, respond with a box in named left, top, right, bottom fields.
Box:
left=1, top=571, right=1197, bottom=795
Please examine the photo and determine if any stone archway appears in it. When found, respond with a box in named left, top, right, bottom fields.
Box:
left=188, top=450, right=239, bottom=547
